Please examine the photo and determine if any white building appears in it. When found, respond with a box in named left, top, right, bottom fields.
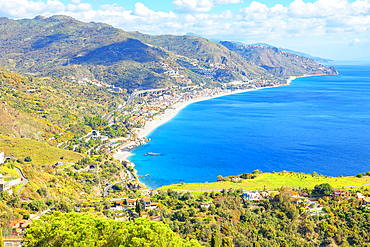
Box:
left=242, top=192, right=260, bottom=201
left=0, top=174, right=13, bottom=195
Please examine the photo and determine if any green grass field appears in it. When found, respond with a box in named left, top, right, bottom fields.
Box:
left=158, top=172, right=370, bottom=191
left=0, top=134, right=84, bottom=165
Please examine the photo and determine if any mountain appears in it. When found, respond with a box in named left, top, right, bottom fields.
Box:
left=0, top=16, right=268, bottom=89
left=128, top=32, right=268, bottom=80
left=251, top=43, right=333, bottom=63
left=0, top=15, right=338, bottom=90
left=220, top=41, right=338, bottom=77
left=0, top=15, right=175, bottom=89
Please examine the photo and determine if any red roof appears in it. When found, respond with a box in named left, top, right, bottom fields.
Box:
left=142, top=197, right=151, bottom=203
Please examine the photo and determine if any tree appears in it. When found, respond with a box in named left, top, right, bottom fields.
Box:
left=211, top=230, right=220, bottom=247
left=0, top=191, right=10, bottom=202
left=28, top=200, right=46, bottom=212
left=23, top=212, right=201, bottom=246
left=55, top=201, right=72, bottom=213
left=36, top=188, right=47, bottom=197
left=135, top=199, right=142, bottom=216
left=313, top=183, right=334, bottom=196
left=24, top=156, right=32, bottom=162
left=252, top=169, right=262, bottom=174
left=221, top=237, right=233, bottom=247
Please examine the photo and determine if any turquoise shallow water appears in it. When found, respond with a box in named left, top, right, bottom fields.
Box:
left=129, top=65, right=370, bottom=189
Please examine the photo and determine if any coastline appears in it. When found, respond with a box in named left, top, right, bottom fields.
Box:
left=113, top=76, right=298, bottom=187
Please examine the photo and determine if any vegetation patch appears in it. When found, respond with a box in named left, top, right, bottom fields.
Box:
left=0, top=135, right=83, bottom=165
left=159, top=171, right=370, bottom=191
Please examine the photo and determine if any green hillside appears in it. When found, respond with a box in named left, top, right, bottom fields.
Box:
left=0, top=68, right=127, bottom=140
left=159, top=171, right=370, bottom=192
left=0, top=16, right=172, bottom=89
left=129, top=32, right=268, bottom=80
left=0, top=15, right=264, bottom=89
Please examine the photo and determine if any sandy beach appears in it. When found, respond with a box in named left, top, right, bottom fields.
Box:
left=113, top=78, right=297, bottom=165
left=113, top=141, right=136, bottom=162
left=136, top=89, right=248, bottom=138
left=135, top=86, right=286, bottom=139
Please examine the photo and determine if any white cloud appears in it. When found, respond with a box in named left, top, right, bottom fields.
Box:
left=0, top=0, right=64, bottom=18
left=99, top=4, right=125, bottom=12
left=172, top=0, right=214, bottom=13
left=349, top=38, right=360, bottom=46
left=66, top=3, right=92, bottom=12
left=0, top=0, right=370, bottom=53
left=172, top=0, right=243, bottom=13
left=132, top=2, right=152, bottom=17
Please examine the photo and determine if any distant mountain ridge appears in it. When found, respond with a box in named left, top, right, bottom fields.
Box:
left=251, top=43, right=333, bottom=63
left=0, top=15, right=337, bottom=89
left=220, top=41, right=338, bottom=77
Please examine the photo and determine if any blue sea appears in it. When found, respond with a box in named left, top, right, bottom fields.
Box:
left=129, top=65, right=370, bottom=189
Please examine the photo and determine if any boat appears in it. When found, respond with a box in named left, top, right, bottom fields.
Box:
left=145, top=152, right=161, bottom=156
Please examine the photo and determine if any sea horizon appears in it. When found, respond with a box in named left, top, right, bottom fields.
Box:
left=129, top=64, right=370, bottom=189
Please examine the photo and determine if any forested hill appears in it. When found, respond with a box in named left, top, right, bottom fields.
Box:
left=128, top=32, right=267, bottom=79
left=0, top=15, right=337, bottom=89
left=0, top=15, right=267, bottom=89
left=0, top=15, right=172, bottom=89
left=220, top=41, right=338, bottom=77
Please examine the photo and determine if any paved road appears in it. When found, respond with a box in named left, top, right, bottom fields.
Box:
left=102, top=87, right=169, bottom=122
left=37, top=206, right=55, bottom=218
left=335, top=184, right=370, bottom=189
left=14, top=166, right=28, bottom=194
left=103, top=169, right=135, bottom=197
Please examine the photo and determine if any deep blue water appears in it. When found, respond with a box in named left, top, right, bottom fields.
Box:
left=129, top=65, right=370, bottom=189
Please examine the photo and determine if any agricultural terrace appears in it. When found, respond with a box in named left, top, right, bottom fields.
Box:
left=0, top=135, right=84, bottom=165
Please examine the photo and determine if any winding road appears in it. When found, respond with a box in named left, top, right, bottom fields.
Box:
left=103, top=168, right=135, bottom=197
left=14, top=166, right=28, bottom=194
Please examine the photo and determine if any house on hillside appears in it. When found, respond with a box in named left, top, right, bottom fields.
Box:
left=126, top=199, right=137, bottom=207
left=288, top=191, right=300, bottom=198
left=141, top=197, right=158, bottom=210
left=0, top=174, right=12, bottom=195
left=357, top=192, right=365, bottom=200
left=127, top=181, right=144, bottom=190
left=0, top=174, right=21, bottom=196
left=333, top=189, right=351, bottom=199
left=200, top=202, right=213, bottom=209
left=114, top=201, right=125, bottom=211
left=242, top=192, right=260, bottom=201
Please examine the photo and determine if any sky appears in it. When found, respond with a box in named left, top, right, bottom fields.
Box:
left=1, top=0, right=370, bottom=61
